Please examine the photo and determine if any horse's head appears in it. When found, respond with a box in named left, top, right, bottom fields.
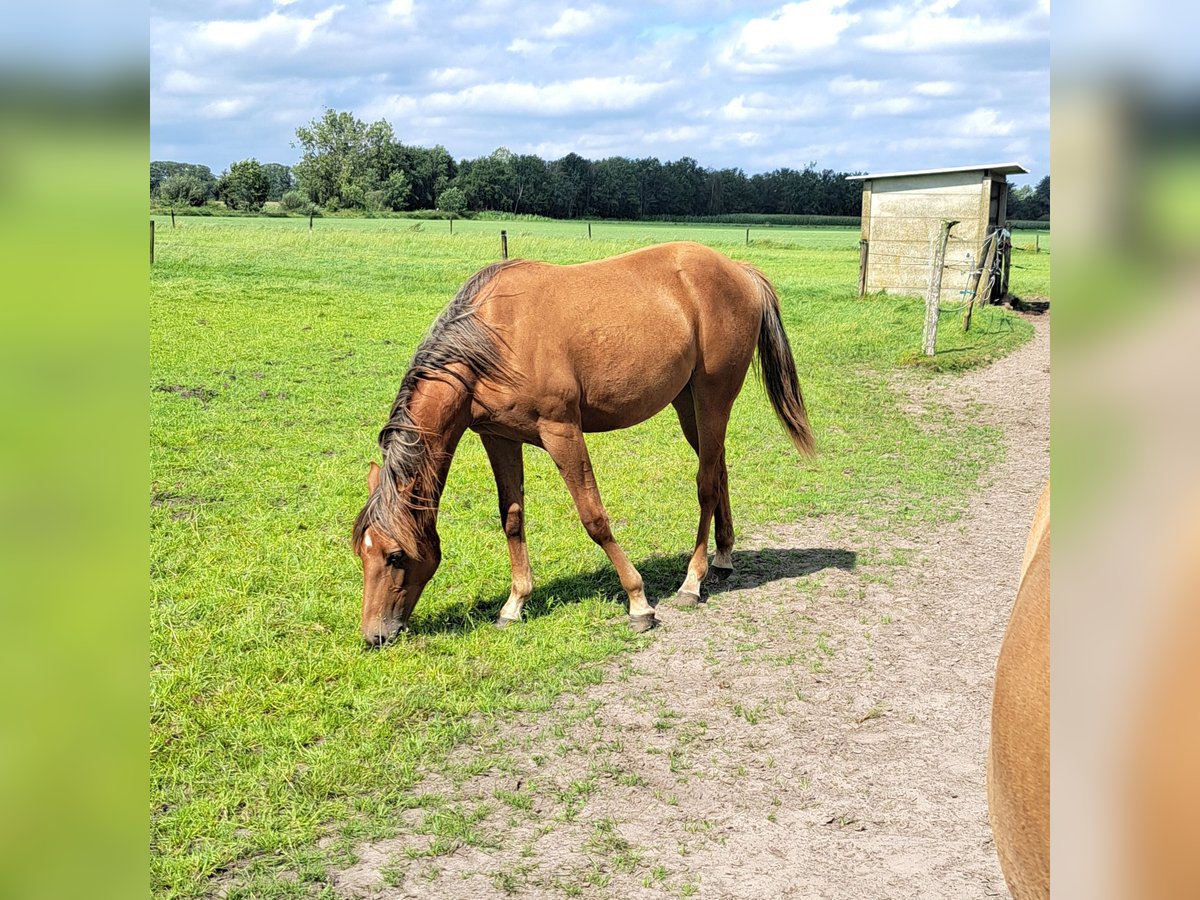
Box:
left=355, top=461, right=441, bottom=646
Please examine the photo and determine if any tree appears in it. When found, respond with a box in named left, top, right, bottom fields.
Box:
left=591, top=157, right=639, bottom=219
left=436, top=186, right=467, bottom=217
left=217, top=159, right=270, bottom=211
left=1007, top=178, right=1049, bottom=221
left=292, top=109, right=376, bottom=208
left=1032, top=176, right=1050, bottom=219
left=260, top=163, right=293, bottom=201
left=380, top=171, right=412, bottom=211
left=158, top=173, right=209, bottom=207
left=151, top=161, right=217, bottom=199
left=457, top=147, right=516, bottom=212
left=280, top=190, right=312, bottom=212
left=549, top=153, right=592, bottom=218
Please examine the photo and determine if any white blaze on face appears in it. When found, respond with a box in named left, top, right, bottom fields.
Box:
left=363, top=533, right=373, bottom=549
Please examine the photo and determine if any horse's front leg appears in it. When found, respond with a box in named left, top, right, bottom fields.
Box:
left=481, top=434, right=533, bottom=628
left=538, top=420, right=656, bottom=633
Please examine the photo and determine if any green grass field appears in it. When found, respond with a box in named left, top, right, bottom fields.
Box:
left=150, top=217, right=1044, bottom=896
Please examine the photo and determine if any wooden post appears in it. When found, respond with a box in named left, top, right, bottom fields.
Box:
left=1001, top=231, right=1012, bottom=299
left=449, top=216, right=453, bottom=234
left=501, top=230, right=508, bottom=260
left=858, top=239, right=869, bottom=296
left=746, top=227, right=750, bottom=245
left=587, top=222, right=592, bottom=240
left=309, top=210, right=314, bottom=231
left=1035, top=233, right=1040, bottom=253
left=170, top=208, right=175, bottom=228
left=150, top=219, right=155, bottom=265
left=923, top=219, right=956, bottom=356
left=963, top=229, right=998, bottom=332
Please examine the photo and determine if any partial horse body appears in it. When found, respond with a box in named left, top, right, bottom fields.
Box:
left=353, top=241, right=813, bottom=644
left=989, top=482, right=1050, bottom=899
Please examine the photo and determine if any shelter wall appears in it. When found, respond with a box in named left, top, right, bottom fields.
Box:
left=863, top=171, right=989, bottom=301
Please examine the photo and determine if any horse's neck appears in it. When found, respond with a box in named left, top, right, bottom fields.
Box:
left=408, top=376, right=474, bottom=493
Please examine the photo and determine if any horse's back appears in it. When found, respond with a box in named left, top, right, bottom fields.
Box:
left=989, top=483, right=1050, bottom=900
left=475, top=242, right=763, bottom=432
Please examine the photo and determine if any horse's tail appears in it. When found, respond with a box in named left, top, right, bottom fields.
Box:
left=743, top=263, right=816, bottom=457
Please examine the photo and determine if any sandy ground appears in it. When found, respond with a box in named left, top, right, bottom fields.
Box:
left=331, top=313, right=1049, bottom=900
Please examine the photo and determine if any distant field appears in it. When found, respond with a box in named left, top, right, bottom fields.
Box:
left=150, top=217, right=1043, bottom=896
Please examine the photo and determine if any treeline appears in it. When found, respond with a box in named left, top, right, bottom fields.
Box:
left=1006, top=177, right=1050, bottom=222
left=150, top=107, right=1048, bottom=222
left=151, top=160, right=293, bottom=210
left=151, top=108, right=863, bottom=220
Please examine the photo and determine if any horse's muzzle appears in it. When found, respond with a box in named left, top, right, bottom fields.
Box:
left=362, top=621, right=408, bottom=648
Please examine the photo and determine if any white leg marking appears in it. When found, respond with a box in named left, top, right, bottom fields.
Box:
left=499, top=591, right=526, bottom=621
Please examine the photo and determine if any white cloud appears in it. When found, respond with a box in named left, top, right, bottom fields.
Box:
left=195, top=5, right=343, bottom=51
left=385, top=0, right=414, bottom=17
left=642, top=125, right=707, bottom=143
left=202, top=97, right=251, bottom=119
left=543, top=6, right=600, bottom=38
left=915, top=80, right=957, bottom=96
left=722, top=0, right=859, bottom=72
left=719, top=91, right=825, bottom=122
left=161, top=69, right=206, bottom=93
left=851, top=97, right=922, bottom=117
left=422, top=76, right=670, bottom=116
left=958, top=107, right=1015, bottom=135
left=860, top=1, right=1031, bottom=52
left=428, top=67, right=479, bottom=86
left=829, top=75, right=881, bottom=95
left=721, top=96, right=753, bottom=121
left=507, top=37, right=547, bottom=55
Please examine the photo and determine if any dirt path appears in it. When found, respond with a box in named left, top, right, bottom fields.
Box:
left=333, top=314, right=1049, bottom=900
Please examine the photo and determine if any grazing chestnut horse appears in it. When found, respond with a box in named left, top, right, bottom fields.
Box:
left=988, top=482, right=1050, bottom=899
left=352, top=241, right=814, bottom=645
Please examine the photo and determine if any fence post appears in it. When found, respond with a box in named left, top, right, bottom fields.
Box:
left=746, top=227, right=750, bottom=246
left=309, top=210, right=314, bottom=231
left=923, top=219, right=956, bottom=356
left=858, top=240, right=869, bottom=296
left=150, top=219, right=155, bottom=265
left=588, top=222, right=591, bottom=240
left=170, top=208, right=175, bottom=229
left=501, top=230, right=508, bottom=260
left=450, top=216, right=453, bottom=234
left=963, top=229, right=998, bottom=332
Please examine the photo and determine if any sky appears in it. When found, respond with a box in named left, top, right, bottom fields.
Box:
left=150, top=0, right=1050, bottom=186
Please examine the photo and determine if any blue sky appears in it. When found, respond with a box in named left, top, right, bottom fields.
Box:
left=150, top=0, right=1049, bottom=185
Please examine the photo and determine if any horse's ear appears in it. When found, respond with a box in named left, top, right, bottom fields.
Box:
left=367, top=461, right=381, bottom=494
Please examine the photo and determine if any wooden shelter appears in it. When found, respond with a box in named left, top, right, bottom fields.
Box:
left=848, top=162, right=1028, bottom=303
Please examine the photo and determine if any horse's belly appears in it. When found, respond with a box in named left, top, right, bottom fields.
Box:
left=578, top=365, right=691, bottom=432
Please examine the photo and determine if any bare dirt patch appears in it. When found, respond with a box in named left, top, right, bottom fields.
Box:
left=330, top=315, right=1049, bottom=899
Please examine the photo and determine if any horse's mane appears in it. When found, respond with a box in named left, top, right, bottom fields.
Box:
left=352, top=260, right=522, bottom=558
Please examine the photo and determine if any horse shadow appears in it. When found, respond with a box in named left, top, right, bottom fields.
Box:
left=416, top=546, right=857, bottom=636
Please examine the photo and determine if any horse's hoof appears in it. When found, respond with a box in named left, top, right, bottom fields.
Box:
left=629, top=613, right=658, bottom=633
left=674, top=590, right=702, bottom=608
left=710, top=566, right=734, bottom=583
left=495, top=616, right=520, bottom=630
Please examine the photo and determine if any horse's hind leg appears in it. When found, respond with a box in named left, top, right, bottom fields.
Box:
left=671, top=389, right=735, bottom=604
left=538, top=420, right=656, bottom=633
left=481, top=434, right=533, bottom=628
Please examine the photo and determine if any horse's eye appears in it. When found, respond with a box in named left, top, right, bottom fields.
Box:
left=386, top=552, right=405, bottom=568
